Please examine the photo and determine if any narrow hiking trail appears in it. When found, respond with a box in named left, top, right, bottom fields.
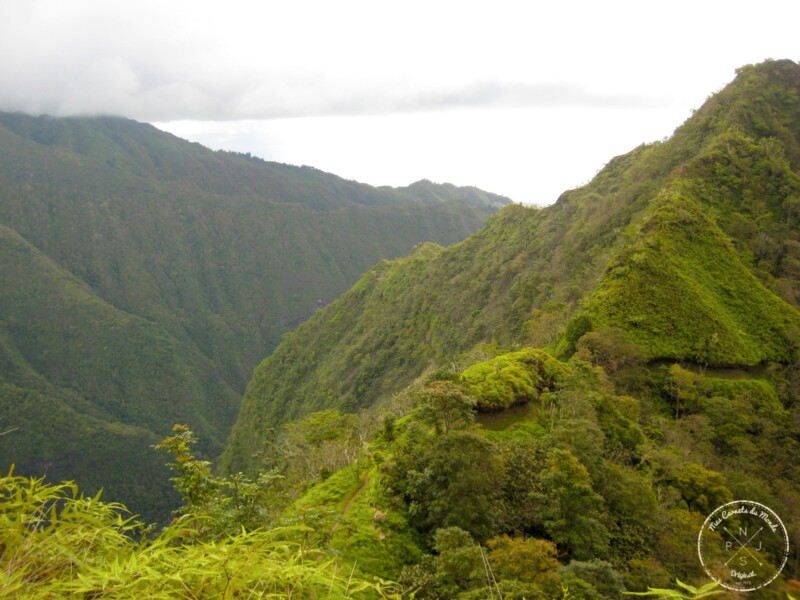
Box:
left=330, top=469, right=372, bottom=535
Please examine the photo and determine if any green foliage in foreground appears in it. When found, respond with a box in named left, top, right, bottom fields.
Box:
left=624, top=578, right=723, bottom=599
left=6, top=340, right=800, bottom=598
left=0, top=472, right=398, bottom=599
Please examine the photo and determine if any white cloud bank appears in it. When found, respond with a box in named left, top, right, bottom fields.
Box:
left=1, top=0, right=798, bottom=203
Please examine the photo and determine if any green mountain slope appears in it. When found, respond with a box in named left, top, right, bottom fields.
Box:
left=0, top=114, right=507, bottom=389
left=225, top=59, right=800, bottom=474
left=582, top=190, right=800, bottom=364
left=5, top=60, right=800, bottom=596
left=0, top=224, right=238, bottom=440
left=0, top=113, right=505, bottom=519
left=0, top=225, right=199, bottom=517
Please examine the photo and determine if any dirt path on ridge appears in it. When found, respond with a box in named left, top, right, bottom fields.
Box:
left=329, top=471, right=371, bottom=536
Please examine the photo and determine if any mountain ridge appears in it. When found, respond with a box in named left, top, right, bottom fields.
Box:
left=0, top=111, right=506, bottom=519
left=224, top=58, right=800, bottom=474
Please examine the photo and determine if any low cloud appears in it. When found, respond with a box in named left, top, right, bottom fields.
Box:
left=0, top=2, right=670, bottom=122
left=0, top=60, right=668, bottom=121
left=395, top=81, right=668, bottom=113
left=1, top=0, right=795, bottom=124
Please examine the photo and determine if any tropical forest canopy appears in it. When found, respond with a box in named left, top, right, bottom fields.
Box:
left=219, top=59, right=800, bottom=597
left=3, top=59, right=800, bottom=598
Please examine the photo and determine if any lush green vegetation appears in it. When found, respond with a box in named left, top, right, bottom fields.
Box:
left=216, top=59, right=800, bottom=596
left=460, top=348, right=570, bottom=411
left=5, top=59, right=800, bottom=597
left=6, top=342, right=799, bottom=596
left=0, top=447, right=400, bottom=599
left=0, top=112, right=504, bottom=520
left=225, top=59, right=800, bottom=473
left=220, top=346, right=799, bottom=596
left=579, top=189, right=800, bottom=365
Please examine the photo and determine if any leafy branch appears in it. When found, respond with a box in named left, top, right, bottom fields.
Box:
left=625, top=579, right=723, bottom=599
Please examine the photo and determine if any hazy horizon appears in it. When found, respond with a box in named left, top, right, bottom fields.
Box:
left=2, top=0, right=798, bottom=204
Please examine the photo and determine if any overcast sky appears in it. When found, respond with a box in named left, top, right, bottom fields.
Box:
left=1, top=1, right=798, bottom=204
